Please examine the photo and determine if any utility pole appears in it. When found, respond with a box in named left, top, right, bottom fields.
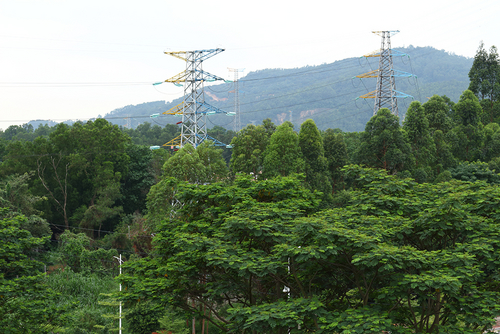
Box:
left=113, top=254, right=124, bottom=334
left=228, top=68, right=244, bottom=133
left=157, top=49, right=231, bottom=148
left=355, top=31, right=414, bottom=117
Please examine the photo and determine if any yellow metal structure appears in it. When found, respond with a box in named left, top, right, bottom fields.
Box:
left=356, top=70, right=379, bottom=78
left=164, top=71, right=189, bottom=84
left=164, top=51, right=188, bottom=62
left=162, top=102, right=185, bottom=116
left=163, top=135, right=182, bottom=147
left=363, top=50, right=382, bottom=58
left=358, top=91, right=377, bottom=99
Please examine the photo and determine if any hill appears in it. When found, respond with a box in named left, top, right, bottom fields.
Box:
left=89, top=46, right=474, bottom=132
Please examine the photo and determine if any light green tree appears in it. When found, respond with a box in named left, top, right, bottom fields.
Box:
left=163, top=141, right=227, bottom=184
left=119, top=166, right=500, bottom=333
left=263, top=121, right=305, bottom=178
left=230, top=124, right=269, bottom=177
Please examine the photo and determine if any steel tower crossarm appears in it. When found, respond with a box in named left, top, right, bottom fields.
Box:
left=164, top=48, right=225, bottom=62
left=356, top=31, right=414, bottom=117
left=160, top=48, right=229, bottom=148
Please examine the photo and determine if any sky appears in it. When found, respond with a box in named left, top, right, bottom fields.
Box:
left=1, top=0, right=499, bottom=130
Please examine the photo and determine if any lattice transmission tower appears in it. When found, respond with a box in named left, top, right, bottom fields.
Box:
left=156, top=48, right=231, bottom=148
left=228, top=68, right=244, bottom=133
left=356, top=31, right=414, bottom=117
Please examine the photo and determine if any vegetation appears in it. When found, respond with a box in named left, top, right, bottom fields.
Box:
left=4, top=42, right=500, bottom=333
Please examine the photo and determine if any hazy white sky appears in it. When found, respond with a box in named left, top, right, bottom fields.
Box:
left=1, top=0, right=499, bottom=129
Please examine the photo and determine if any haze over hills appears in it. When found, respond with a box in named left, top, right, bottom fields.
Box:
left=29, top=46, right=473, bottom=133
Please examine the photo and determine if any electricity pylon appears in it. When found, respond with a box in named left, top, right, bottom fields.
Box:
left=228, top=68, right=244, bottom=133
left=356, top=31, right=414, bottom=117
left=156, top=48, right=231, bottom=148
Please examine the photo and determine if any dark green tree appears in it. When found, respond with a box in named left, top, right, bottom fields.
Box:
left=119, top=144, right=156, bottom=215
left=0, top=209, right=65, bottom=332
left=298, top=119, right=331, bottom=196
left=403, top=101, right=435, bottom=173
left=323, top=128, right=348, bottom=193
left=356, top=108, right=413, bottom=174
left=450, top=90, right=485, bottom=161
left=454, top=90, right=482, bottom=126
left=422, top=95, right=454, bottom=134
left=449, top=161, right=500, bottom=184
left=480, top=122, right=500, bottom=161
left=468, top=42, right=500, bottom=105
left=432, top=130, right=456, bottom=175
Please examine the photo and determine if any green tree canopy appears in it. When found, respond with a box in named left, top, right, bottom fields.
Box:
left=356, top=108, right=413, bottom=174
left=230, top=124, right=270, bottom=177
left=162, top=141, right=227, bottom=184
left=0, top=209, right=65, bottom=332
left=119, top=166, right=500, bottom=333
left=298, top=119, right=331, bottom=197
left=323, top=128, right=348, bottom=193
left=468, top=42, right=500, bottom=102
left=403, top=101, right=435, bottom=173
left=422, top=95, right=454, bottom=134
left=263, top=121, right=305, bottom=178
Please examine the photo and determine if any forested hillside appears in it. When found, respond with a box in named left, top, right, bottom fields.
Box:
left=95, top=46, right=472, bottom=133
left=4, top=43, right=500, bottom=333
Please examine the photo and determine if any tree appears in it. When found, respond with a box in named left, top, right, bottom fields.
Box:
left=480, top=122, right=500, bottom=161
left=356, top=108, right=413, bottom=174
left=67, top=120, right=130, bottom=235
left=119, top=167, right=500, bottom=333
left=0, top=209, right=65, bottom=332
left=263, top=121, right=305, bottom=178
left=422, top=95, right=454, bottom=134
left=119, top=174, right=322, bottom=333
left=323, top=128, right=348, bottom=193
left=450, top=90, right=485, bottom=162
left=432, top=129, right=456, bottom=175
left=449, top=161, right=500, bottom=184
left=468, top=42, right=500, bottom=104
left=207, top=125, right=236, bottom=164
left=298, top=119, right=331, bottom=197
left=0, top=173, right=51, bottom=239
left=454, top=90, right=483, bottom=127
left=403, top=101, right=435, bottom=176
left=1, top=120, right=132, bottom=233
left=163, top=141, right=228, bottom=184
left=120, top=144, right=156, bottom=215
left=230, top=124, right=270, bottom=177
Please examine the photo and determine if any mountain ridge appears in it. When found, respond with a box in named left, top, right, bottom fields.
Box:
left=30, top=46, right=473, bottom=132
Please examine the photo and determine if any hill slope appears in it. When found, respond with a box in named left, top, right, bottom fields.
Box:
left=99, top=46, right=473, bottom=132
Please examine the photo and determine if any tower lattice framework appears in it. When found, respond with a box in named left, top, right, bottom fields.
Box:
left=228, top=68, right=244, bottom=133
left=356, top=31, right=414, bottom=117
left=160, top=48, right=230, bottom=148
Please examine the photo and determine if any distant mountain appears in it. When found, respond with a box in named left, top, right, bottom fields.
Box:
left=27, top=119, right=59, bottom=128
left=93, top=46, right=474, bottom=132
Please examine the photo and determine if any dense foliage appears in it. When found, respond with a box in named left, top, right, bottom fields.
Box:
left=3, top=42, right=500, bottom=333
